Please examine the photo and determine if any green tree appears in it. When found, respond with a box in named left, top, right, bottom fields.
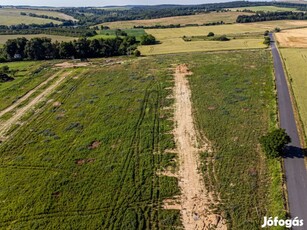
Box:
left=263, top=36, right=271, bottom=46
left=260, top=128, right=291, bottom=158
left=140, top=34, right=156, bottom=45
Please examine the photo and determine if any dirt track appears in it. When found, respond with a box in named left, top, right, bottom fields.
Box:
left=0, top=71, right=63, bottom=118
left=173, top=64, right=227, bottom=230
left=0, top=71, right=71, bottom=139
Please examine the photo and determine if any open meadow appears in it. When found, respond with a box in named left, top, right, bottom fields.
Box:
left=228, top=6, right=299, bottom=12
left=0, top=8, right=73, bottom=25
left=0, top=34, right=75, bottom=46
left=100, top=11, right=253, bottom=29
left=279, top=48, right=307, bottom=139
left=0, top=49, right=285, bottom=229
left=185, top=50, right=284, bottom=229
left=0, top=58, right=181, bottom=229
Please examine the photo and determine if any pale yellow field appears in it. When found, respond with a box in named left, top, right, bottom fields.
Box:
left=228, top=6, right=298, bottom=12
left=100, top=11, right=253, bottom=29
left=0, top=8, right=76, bottom=25
left=0, top=34, right=75, bottom=45
left=139, top=20, right=307, bottom=55
left=139, top=38, right=265, bottom=55
left=276, top=28, right=307, bottom=47
left=280, top=48, right=307, bottom=136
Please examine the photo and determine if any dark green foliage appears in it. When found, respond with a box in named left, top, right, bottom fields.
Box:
left=213, top=35, right=230, bottom=41
left=134, top=50, right=141, bottom=57
left=0, top=65, right=9, bottom=73
left=140, top=34, right=157, bottom=45
left=275, top=27, right=281, bottom=32
left=263, top=36, right=271, bottom=45
left=0, top=73, right=14, bottom=83
left=207, top=32, right=215, bottom=37
left=260, top=128, right=291, bottom=158
left=264, top=30, right=270, bottom=36
left=2, top=36, right=138, bottom=61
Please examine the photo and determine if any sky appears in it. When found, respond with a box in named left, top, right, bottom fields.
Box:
left=0, top=0, right=234, bottom=7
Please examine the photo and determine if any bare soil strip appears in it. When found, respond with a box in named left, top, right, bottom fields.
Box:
left=172, top=64, right=227, bottom=230
left=0, top=71, right=71, bottom=139
left=0, top=71, right=63, bottom=118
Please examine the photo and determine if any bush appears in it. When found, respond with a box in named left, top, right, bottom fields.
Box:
left=134, top=50, right=141, bottom=57
left=260, top=128, right=291, bottom=158
left=140, top=34, right=156, bottom=45
left=207, top=32, right=215, bottom=37
left=264, top=30, right=269, bottom=36
left=263, top=36, right=271, bottom=45
left=275, top=27, right=281, bottom=32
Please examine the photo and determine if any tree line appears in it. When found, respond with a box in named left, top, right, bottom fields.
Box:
left=0, top=24, right=97, bottom=37
left=56, top=2, right=297, bottom=26
left=0, top=36, right=140, bottom=62
left=237, top=11, right=307, bottom=23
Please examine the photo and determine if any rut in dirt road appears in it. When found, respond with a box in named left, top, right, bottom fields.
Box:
left=0, top=71, right=71, bottom=140
left=173, top=64, right=227, bottom=230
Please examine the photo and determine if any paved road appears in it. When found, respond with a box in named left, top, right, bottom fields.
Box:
left=270, top=33, right=307, bottom=229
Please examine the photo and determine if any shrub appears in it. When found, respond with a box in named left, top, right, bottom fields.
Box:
left=207, top=32, right=215, bottom=37
left=260, top=128, right=291, bottom=158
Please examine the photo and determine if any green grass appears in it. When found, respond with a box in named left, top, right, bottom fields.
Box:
left=228, top=6, right=299, bottom=12
left=0, top=34, right=75, bottom=45
left=176, top=50, right=284, bottom=229
left=0, top=61, right=59, bottom=111
left=0, top=51, right=286, bottom=229
left=91, top=29, right=146, bottom=41
left=0, top=8, right=68, bottom=26
left=0, top=58, right=181, bottom=229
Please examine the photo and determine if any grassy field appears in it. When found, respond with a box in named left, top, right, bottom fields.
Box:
left=0, top=58, right=181, bottom=229
left=0, top=61, right=60, bottom=111
left=99, top=11, right=253, bottom=29
left=91, top=29, right=146, bottom=41
left=184, top=50, right=284, bottom=229
left=228, top=6, right=299, bottom=12
left=139, top=20, right=307, bottom=55
left=0, top=50, right=285, bottom=229
left=280, top=48, right=307, bottom=140
left=0, top=8, right=69, bottom=26
left=0, top=34, right=75, bottom=45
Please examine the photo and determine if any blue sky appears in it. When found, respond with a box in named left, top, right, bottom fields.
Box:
left=0, top=0, right=233, bottom=7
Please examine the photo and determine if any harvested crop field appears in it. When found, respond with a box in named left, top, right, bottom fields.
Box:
left=279, top=48, right=307, bottom=137
left=275, top=28, right=307, bottom=47
left=100, top=11, right=253, bottom=29
left=139, top=20, right=307, bottom=55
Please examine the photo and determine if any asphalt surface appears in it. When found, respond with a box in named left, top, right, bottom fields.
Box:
left=270, top=33, right=307, bottom=229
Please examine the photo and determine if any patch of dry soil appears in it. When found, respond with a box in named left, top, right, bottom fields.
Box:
left=173, top=64, right=227, bottom=230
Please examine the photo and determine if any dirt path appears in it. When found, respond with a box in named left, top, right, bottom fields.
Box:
left=173, top=64, right=227, bottom=230
left=0, top=71, right=71, bottom=139
left=0, top=71, right=64, bottom=118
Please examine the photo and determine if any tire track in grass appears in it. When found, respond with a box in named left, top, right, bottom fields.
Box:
left=104, top=83, right=162, bottom=229
left=102, top=85, right=152, bottom=229
left=0, top=71, right=72, bottom=140
left=0, top=70, right=64, bottom=119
